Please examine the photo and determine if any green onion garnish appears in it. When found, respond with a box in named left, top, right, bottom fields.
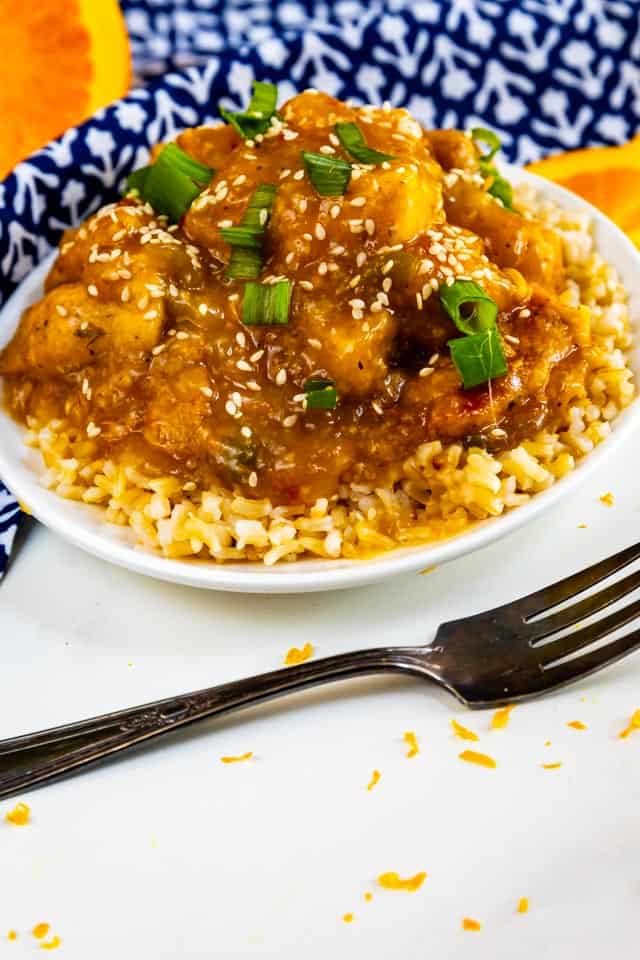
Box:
left=439, top=280, right=498, bottom=336
left=302, top=152, right=352, bottom=196
left=219, top=81, right=278, bottom=139
left=447, top=328, right=507, bottom=390
left=304, top=378, right=338, bottom=410
left=334, top=122, right=395, bottom=165
left=242, top=281, right=291, bottom=326
left=125, top=144, right=213, bottom=222
left=470, top=127, right=514, bottom=210
left=223, top=183, right=277, bottom=280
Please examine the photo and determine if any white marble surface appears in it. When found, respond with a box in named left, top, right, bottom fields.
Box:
left=1, top=429, right=640, bottom=958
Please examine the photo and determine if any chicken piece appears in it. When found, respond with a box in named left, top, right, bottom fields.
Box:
left=424, top=130, right=480, bottom=173
left=176, top=124, right=241, bottom=170
left=0, top=283, right=164, bottom=377
left=296, top=291, right=397, bottom=398
left=443, top=179, right=564, bottom=289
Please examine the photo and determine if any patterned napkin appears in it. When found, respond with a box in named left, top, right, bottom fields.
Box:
left=1, top=0, right=639, bottom=580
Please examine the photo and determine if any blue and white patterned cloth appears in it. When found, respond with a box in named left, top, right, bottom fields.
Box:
left=1, top=0, right=639, bottom=579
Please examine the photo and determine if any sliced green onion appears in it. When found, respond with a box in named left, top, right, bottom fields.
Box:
left=486, top=173, right=514, bottom=210
left=124, top=144, right=213, bottom=222
left=439, top=280, right=498, bottom=336
left=448, top=328, right=507, bottom=390
left=219, top=81, right=278, bottom=139
left=470, top=127, right=501, bottom=164
left=304, top=378, right=338, bottom=410
left=224, top=183, right=277, bottom=280
left=302, top=152, right=352, bottom=196
left=242, top=281, right=291, bottom=326
left=334, top=122, right=395, bottom=165
left=447, top=327, right=507, bottom=390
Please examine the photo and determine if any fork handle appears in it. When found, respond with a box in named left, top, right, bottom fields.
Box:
left=0, top=645, right=434, bottom=799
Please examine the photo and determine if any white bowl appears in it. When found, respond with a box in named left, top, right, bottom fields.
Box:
left=1, top=168, right=640, bottom=593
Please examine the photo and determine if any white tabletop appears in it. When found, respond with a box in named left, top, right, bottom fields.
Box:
left=1, top=427, right=639, bottom=959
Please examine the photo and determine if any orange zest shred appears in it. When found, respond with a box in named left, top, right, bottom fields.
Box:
left=600, top=492, right=615, bottom=507
left=578, top=523, right=587, bottom=529
left=403, top=731, right=419, bottom=758
left=32, top=924, right=50, bottom=940
left=517, top=897, right=529, bottom=914
left=619, top=709, right=640, bottom=739
left=367, top=769, right=381, bottom=791
left=5, top=802, right=30, bottom=826
left=220, top=751, right=253, bottom=764
left=451, top=718, right=479, bottom=741
left=342, top=913, right=354, bottom=924
left=284, top=642, right=314, bottom=666
left=462, top=917, right=482, bottom=932
left=544, top=740, right=552, bottom=747
left=567, top=720, right=587, bottom=730
left=490, top=704, right=515, bottom=730
left=40, top=936, right=61, bottom=951
left=364, top=892, right=373, bottom=902
left=7, top=931, right=17, bottom=941
left=542, top=762, right=562, bottom=770
left=420, top=565, right=437, bottom=576
left=459, top=749, right=496, bottom=769
left=377, top=871, right=427, bottom=892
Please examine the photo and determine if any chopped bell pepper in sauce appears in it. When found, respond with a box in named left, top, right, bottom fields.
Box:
left=403, top=731, right=419, bottom=758
left=220, top=751, right=253, bottom=763
left=377, top=871, right=427, bottom=892
left=5, top=802, right=30, bottom=826
left=459, top=749, right=496, bottom=769
left=490, top=704, right=515, bottom=730
left=0, top=91, right=590, bottom=508
left=451, top=718, right=479, bottom=741
left=284, top=642, right=314, bottom=665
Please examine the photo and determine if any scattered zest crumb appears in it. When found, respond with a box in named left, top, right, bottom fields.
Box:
left=451, top=718, right=479, bottom=741
left=517, top=897, right=529, bottom=914
left=541, top=762, right=562, bottom=770
left=377, top=871, right=427, bottom=892
left=567, top=720, right=587, bottom=730
left=544, top=740, right=552, bottom=747
left=462, top=917, right=482, bottom=932
left=5, top=802, right=30, bottom=826
left=578, top=523, right=587, bottom=529
left=40, top=936, right=61, bottom=951
left=343, top=913, right=354, bottom=924
left=32, top=924, right=50, bottom=940
left=403, top=731, right=419, bottom=758
left=367, top=769, right=381, bottom=791
left=619, top=708, right=640, bottom=739
left=364, top=892, right=373, bottom=902
left=490, top=704, right=515, bottom=730
left=220, top=751, right=253, bottom=764
left=599, top=492, right=615, bottom=507
left=284, top=642, right=314, bottom=666
left=459, top=749, right=496, bottom=769
left=419, top=565, right=437, bottom=576
left=7, top=931, right=17, bottom=942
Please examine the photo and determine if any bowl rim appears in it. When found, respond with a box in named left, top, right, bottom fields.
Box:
left=1, top=167, right=639, bottom=593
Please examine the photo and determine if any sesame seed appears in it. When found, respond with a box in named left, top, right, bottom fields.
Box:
left=176, top=331, right=189, bottom=340
left=330, top=204, right=341, bottom=219
left=279, top=168, right=291, bottom=180
left=299, top=280, right=314, bottom=291
left=315, top=223, right=326, bottom=240
left=348, top=274, right=361, bottom=288
left=352, top=309, right=364, bottom=320
left=241, top=426, right=253, bottom=438
left=249, top=471, right=258, bottom=488
left=87, top=284, right=98, bottom=297
left=275, top=369, right=287, bottom=386
left=231, top=392, right=243, bottom=407
left=329, top=132, right=340, bottom=146
left=137, top=294, right=149, bottom=310
left=293, top=169, right=305, bottom=180
left=283, top=414, right=298, bottom=428
left=350, top=196, right=366, bottom=207
left=151, top=344, right=166, bottom=356
left=318, top=262, right=328, bottom=275
left=247, top=381, right=261, bottom=391
left=233, top=174, right=247, bottom=186
left=307, top=338, right=321, bottom=349
left=299, top=198, right=308, bottom=213
left=419, top=367, right=433, bottom=377
left=218, top=219, right=233, bottom=228
left=286, top=251, right=295, bottom=264
left=237, top=360, right=252, bottom=372
left=365, top=218, right=375, bottom=236
left=319, top=145, right=335, bottom=155
left=225, top=400, right=238, bottom=417
left=120, top=286, right=130, bottom=303
left=349, top=298, right=365, bottom=309
left=55, top=304, right=68, bottom=316
left=169, top=284, right=178, bottom=297
left=372, top=402, right=383, bottom=415
left=370, top=301, right=383, bottom=313
left=86, top=422, right=101, bottom=438
left=349, top=223, right=363, bottom=234
left=250, top=350, right=264, bottom=362
left=198, top=303, right=208, bottom=316
left=382, top=259, right=394, bottom=274
left=381, top=161, right=391, bottom=170
left=504, top=334, right=520, bottom=344
left=236, top=332, right=246, bottom=348
left=382, top=277, right=392, bottom=293
left=144, top=309, right=159, bottom=320
left=416, top=292, right=423, bottom=309
left=201, top=386, right=213, bottom=398
left=228, top=293, right=240, bottom=302
left=356, top=251, right=367, bottom=268
left=428, top=353, right=440, bottom=365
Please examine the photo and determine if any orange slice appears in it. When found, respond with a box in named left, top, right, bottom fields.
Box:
left=0, top=0, right=130, bottom=178
left=527, top=137, right=640, bottom=248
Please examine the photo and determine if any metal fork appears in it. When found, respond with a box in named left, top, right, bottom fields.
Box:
left=3, top=540, right=640, bottom=800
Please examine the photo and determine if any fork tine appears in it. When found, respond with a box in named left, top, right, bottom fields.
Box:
left=541, top=627, right=640, bottom=691
left=507, top=540, right=640, bottom=620
left=538, top=595, right=640, bottom=666
left=528, top=569, right=640, bottom=643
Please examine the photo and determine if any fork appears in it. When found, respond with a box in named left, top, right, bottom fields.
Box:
left=2, top=540, right=640, bottom=800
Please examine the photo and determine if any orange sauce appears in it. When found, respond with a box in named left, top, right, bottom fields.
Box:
left=377, top=871, right=427, bottom=892
left=364, top=892, right=373, bottom=902
left=40, top=936, right=61, bottom=951
left=459, top=749, right=496, bottom=769
left=600, top=492, right=615, bottom=506
left=7, top=931, right=17, bottom=942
